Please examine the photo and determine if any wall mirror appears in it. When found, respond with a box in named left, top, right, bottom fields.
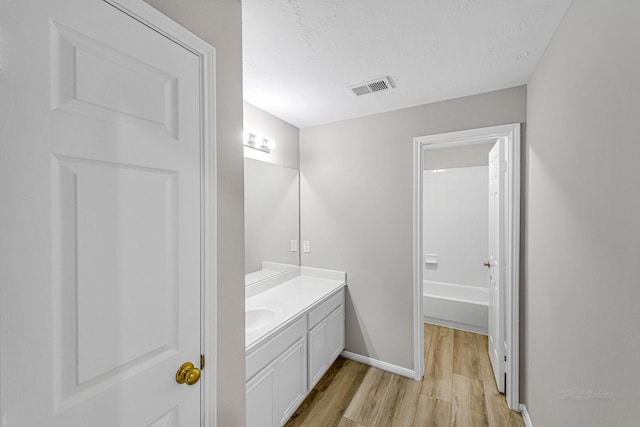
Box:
left=244, top=158, right=300, bottom=285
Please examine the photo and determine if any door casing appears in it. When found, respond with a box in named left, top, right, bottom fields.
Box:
left=488, top=139, right=506, bottom=392
left=412, top=123, right=521, bottom=410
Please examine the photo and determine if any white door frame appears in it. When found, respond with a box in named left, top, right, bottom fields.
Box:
left=412, top=123, right=520, bottom=410
left=103, top=1, right=218, bottom=424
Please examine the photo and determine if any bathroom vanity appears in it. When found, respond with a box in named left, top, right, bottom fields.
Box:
left=245, top=268, right=346, bottom=427
left=243, top=155, right=344, bottom=425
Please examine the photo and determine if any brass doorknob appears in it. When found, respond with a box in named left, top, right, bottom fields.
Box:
left=483, top=262, right=491, bottom=268
left=176, top=362, right=201, bottom=386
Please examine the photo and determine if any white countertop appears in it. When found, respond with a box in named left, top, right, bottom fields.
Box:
left=245, top=269, right=280, bottom=285
left=246, top=274, right=345, bottom=351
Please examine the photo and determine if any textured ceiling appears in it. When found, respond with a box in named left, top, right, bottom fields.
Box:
left=242, top=0, right=571, bottom=128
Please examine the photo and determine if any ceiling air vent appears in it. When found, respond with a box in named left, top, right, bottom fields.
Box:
left=347, top=76, right=395, bottom=97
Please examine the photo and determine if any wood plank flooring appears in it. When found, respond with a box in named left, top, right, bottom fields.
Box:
left=285, top=324, right=524, bottom=427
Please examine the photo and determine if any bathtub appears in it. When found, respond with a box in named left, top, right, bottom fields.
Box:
left=423, top=280, right=488, bottom=335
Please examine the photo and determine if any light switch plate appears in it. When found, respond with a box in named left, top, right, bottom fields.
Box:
left=424, top=253, right=438, bottom=264
left=303, top=241, right=310, bottom=253
left=290, top=240, right=298, bottom=252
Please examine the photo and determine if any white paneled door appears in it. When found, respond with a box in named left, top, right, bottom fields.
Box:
left=487, top=140, right=506, bottom=393
left=1, top=0, right=206, bottom=425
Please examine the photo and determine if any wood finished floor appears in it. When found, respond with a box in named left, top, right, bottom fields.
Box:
left=285, top=324, right=524, bottom=427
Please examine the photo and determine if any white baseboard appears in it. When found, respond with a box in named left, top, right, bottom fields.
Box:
left=341, top=350, right=415, bottom=379
left=519, top=404, right=533, bottom=427
left=423, top=317, right=488, bottom=335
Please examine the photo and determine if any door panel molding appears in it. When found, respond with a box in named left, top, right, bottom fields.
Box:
left=51, top=21, right=180, bottom=137
left=413, top=123, right=520, bottom=410
left=52, top=155, right=181, bottom=411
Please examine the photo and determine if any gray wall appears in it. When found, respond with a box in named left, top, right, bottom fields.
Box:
left=244, top=158, right=300, bottom=273
left=143, top=1, right=246, bottom=425
left=525, top=0, right=640, bottom=425
left=423, top=142, right=494, bottom=170
left=244, top=101, right=300, bottom=169
left=300, top=86, right=526, bottom=370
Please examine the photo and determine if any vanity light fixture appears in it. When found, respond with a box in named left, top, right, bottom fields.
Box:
left=244, top=131, right=272, bottom=153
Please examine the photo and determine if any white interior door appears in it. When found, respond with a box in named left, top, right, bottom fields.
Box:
left=1, top=0, right=204, bottom=425
left=487, top=140, right=506, bottom=393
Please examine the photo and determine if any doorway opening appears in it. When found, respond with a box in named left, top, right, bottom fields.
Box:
left=412, top=124, right=521, bottom=410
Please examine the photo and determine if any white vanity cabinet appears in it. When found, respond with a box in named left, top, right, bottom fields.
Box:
left=246, top=287, right=345, bottom=427
left=246, top=361, right=277, bottom=427
left=246, top=336, right=307, bottom=427
left=276, top=337, right=307, bottom=424
left=246, top=317, right=308, bottom=427
left=308, top=291, right=345, bottom=389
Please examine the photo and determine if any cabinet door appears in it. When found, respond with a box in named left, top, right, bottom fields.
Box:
left=308, top=320, right=328, bottom=389
left=326, top=305, right=345, bottom=363
left=278, top=337, right=307, bottom=425
left=247, top=361, right=277, bottom=427
left=308, top=305, right=345, bottom=390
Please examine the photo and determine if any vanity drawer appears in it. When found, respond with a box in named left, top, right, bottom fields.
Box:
left=307, top=288, right=344, bottom=330
left=247, top=316, right=306, bottom=381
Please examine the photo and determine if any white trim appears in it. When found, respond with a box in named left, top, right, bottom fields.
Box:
left=412, top=138, right=424, bottom=381
left=341, top=351, right=415, bottom=379
left=104, top=1, right=218, bottom=425
left=519, top=404, right=533, bottom=427
left=104, top=0, right=214, bottom=56
left=200, top=46, right=218, bottom=427
left=413, top=123, right=521, bottom=409
left=506, top=125, right=521, bottom=410
left=423, top=318, right=488, bottom=336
